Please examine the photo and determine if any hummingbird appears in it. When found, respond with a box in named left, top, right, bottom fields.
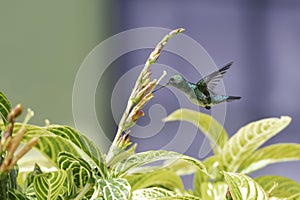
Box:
left=154, top=61, right=241, bottom=109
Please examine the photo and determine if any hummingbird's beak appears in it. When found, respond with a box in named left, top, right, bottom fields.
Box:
left=152, top=84, right=167, bottom=93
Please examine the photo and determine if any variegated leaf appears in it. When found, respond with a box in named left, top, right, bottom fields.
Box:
left=132, top=187, right=201, bottom=200
left=0, top=91, right=11, bottom=125
left=239, top=143, right=300, bottom=174
left=163, top=109, right=228, bottom=155
left=11, top=123, right=108, bottom=178
left=112, top=150, right=207, bottom=178
left=12, top=123, right=79, bottom=166
left=199, top=182, right=227, bottom=200
left=46, top=125, right=108, bottom=178
left=194, top=155, right=225, bottom=197
left=98, top=178, right=131, bottom=200
left=8, top=189, right=29, bottom=200
left=255, top=175, right=300, bottom=199
left=125, top=169, right=184, bottom=192
left=222, top=116, right=291, bottom=172
left=58, top=151, right=93, bottom=196
left=223, top=171, right=268, bottom=200
left=33, top=170, right=67, bottom=200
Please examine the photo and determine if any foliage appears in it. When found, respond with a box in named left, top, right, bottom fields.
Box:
left=1, top=28, right=300, bottom=200
left=165, top=109, right=300, bottom=199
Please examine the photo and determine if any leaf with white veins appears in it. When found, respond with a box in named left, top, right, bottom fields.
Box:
left=222, top=116, right=291, bottom=172
left=239, top=143, right=300, bottom=174
left=255, top=175, right=300, bottom=199
left=98, top=178, right=130, bottom=200
left=223, top=171, right=268, bottom=200
left=112, top=150, right=207, bottom=178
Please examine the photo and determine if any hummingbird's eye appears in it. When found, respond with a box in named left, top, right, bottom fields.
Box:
left=169, top=77, right=175, bottom=83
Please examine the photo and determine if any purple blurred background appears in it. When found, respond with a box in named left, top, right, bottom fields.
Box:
left=102, top=0, right=300, bottom=188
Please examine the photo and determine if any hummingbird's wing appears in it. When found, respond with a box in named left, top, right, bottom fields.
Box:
left=196, top=61, right=233, bottom=96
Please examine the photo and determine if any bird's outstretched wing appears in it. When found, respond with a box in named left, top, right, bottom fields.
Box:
left=196, top=61, right=233, bottom=96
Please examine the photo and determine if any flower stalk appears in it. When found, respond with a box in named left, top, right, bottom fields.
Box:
left=0, top=105, right=38, bottom=200
left=106, top=28, right=184, bottom=163
left=1, top=106, right=38, bottom=176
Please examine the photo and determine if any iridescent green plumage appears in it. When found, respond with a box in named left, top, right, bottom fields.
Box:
left=165, top=62, right=241, bottom=109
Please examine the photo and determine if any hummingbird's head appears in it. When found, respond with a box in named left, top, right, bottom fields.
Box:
left=167, top=74, right=186, bottom=88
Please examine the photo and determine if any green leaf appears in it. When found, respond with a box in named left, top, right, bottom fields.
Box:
left=63, top=169, right=76, bottom=198
left=24, top=178, right=36, bottom=199
left=289, top=194, right=300, bottom=200
left=163, top=159, right=198, bottom=176
left=107, top=144, right=136, bottom=167
left=255, top=175, right=300, bottom=198
left=18, top=156, right=57, bottom=188
left=58, top=152, right=93, bottom=194
left=132, top=187, right=201, bottom=200
left=33, top=170, right=67, bottom=200
left=128, top=159, right=199, bottom=176
left=194, top=170, right=205, bottom=198
left=46, top=125, right=108, bottom=178
left=194, top=155, right=225, bottom=197
left=11, top=123, right=108, bottom=178
left=203, top=155, right=225, bottom=181
left=223, top=171, right=268, bottom=200
left=0, top=91, right=11, bottom=125
left=163, top=109, right=228, bottom=155
left=125, top=169, right=184, bottom=192
left=12, top=123, right=79, bottom=166
left=221, top=116, right=291, bottom=172
left=239, top=143, right=300, bottom=174
left=198, top=182, right=227, bottom=200
left=8, top=189, right=29, bottom=200
left=112, top=150, right=207, bottom=178
left=98, top=178, right=131, bottom=200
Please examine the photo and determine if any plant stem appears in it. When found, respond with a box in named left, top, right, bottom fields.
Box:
left=106, top=28, right=184, bottom=163
left=74, top=182, right=92, bottom=200
left=0, top=175, right=7, bottom=200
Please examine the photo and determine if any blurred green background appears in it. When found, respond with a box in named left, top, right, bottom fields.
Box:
left=0, top=1, right=110, bottom=127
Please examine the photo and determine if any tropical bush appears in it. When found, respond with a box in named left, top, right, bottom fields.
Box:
left=0, top=28, right=300, bottom=200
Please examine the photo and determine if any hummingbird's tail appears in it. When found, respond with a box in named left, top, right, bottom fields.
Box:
left=226, top=96, right=241, bottom=102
